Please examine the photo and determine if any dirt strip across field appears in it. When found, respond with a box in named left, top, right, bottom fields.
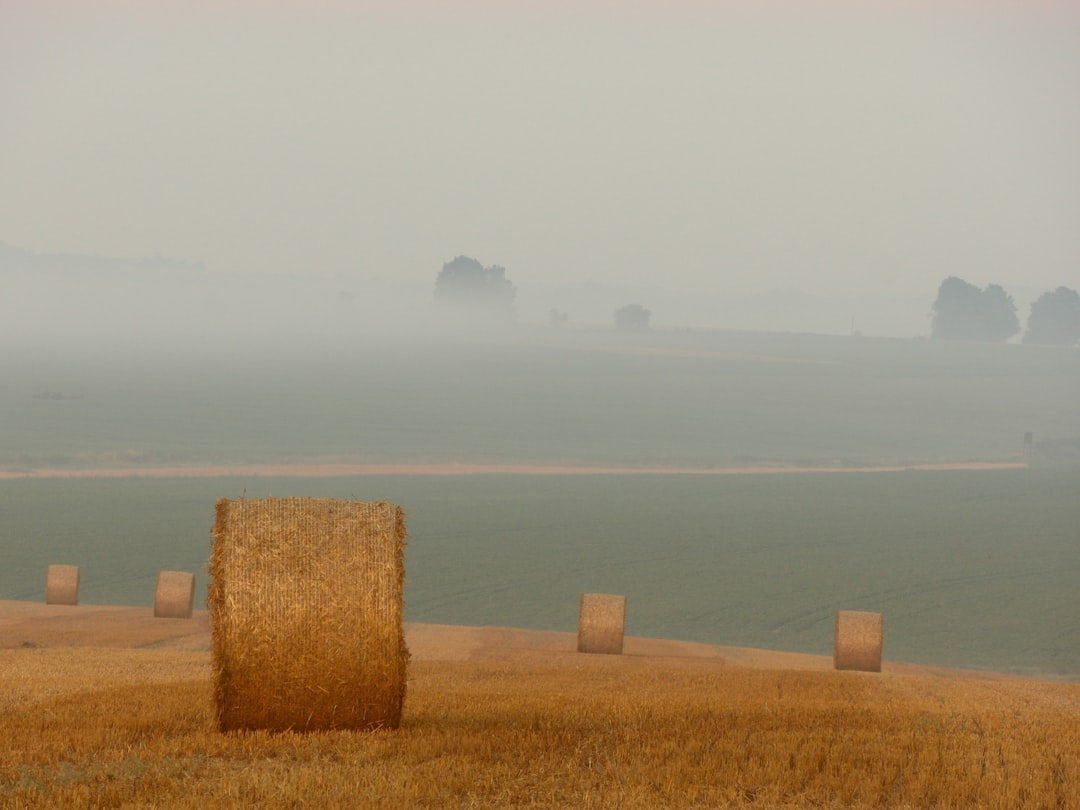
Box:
left=0, top=460, right=1028, bottom=480
left=0, top=601, right=1040, bottom=682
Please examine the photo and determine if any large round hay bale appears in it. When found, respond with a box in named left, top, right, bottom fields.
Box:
left=45, top=564, right=79, bottom=605
left=833, top=610, right=883, bottom=672
left=154, top=570, right=195, bottom=619
left=208, top=497, right=408, bottom=732
left=577, top=592, right=626, bottom=655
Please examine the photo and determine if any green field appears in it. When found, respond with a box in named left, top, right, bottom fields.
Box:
left=1, top=328, right=1078, bottom=676
left=1, top=469, right=1078, bottom=677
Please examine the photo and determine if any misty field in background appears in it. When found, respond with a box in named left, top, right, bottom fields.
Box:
left=2, top=328, right=1078, bottom=470
left=1, top=329, right=1078, bottom=676
left=2, top=328, right=1080, bottom=473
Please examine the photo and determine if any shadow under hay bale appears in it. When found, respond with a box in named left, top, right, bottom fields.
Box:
left=154, top=570, right=195, bottom=619
left=833, top=610, right=883, bottom=673
left=577, top=592, right=626, bottom=655
left=208, top=497, right=408, bottom=733
left=46, top=564, right=79, bottom=605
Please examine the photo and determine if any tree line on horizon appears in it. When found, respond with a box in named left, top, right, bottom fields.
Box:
left=433, top=255, right=652, bottom=332
left=931, top=276, right=1080, bottom=346
left=433, top=255, right=1079, bottom=343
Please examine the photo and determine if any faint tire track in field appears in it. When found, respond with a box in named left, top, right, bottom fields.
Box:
left=768, top=568, right=1056, bottom=635
left=412, top=539, right=674, bottom=616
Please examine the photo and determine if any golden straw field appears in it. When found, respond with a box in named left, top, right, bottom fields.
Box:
left=2, top=604, right=1078, bottom=809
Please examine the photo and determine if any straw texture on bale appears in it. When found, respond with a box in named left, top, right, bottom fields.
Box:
left=577, top=592, right=626, bottom=655
left=208, top=497, right=408, bottom=733
left=833, top=610, right=883, bottom=672
left=46, top=564, right=79, bottom=605
left=154, top=570, right=195, bottom=619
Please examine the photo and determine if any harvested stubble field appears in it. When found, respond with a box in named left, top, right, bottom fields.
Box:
left=2, top=602, right=1078, bottom=809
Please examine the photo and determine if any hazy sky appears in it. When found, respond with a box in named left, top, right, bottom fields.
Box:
left=3, top=0, right=1079, bottom=303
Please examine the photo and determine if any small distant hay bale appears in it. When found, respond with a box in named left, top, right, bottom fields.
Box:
left=208, top=497, right=408, bottom=733
left=154, top=570, right=195, bottom=619
left=45, top=564, right=79, bottom=605
left=833, top=610, right=883, bottom=672
left=577, top=592, right=626, bottom=655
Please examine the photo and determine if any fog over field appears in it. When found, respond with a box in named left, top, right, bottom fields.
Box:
left=3, top=1, right=1080, bottom=343
left=2, top=2, right=1080, bottom=677
left=2, top=317, right=1079, bottom=675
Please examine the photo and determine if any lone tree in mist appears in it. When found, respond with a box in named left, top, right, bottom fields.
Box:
left=433, top=256, right=515, bottom=321
left=930, top=276, right=1019, bottom=342
left=1022, top=286, right=1080, bottom=346
left=614, top=303, right=651, bottom=332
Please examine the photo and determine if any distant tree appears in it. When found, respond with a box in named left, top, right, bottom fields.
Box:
left=434, top=256, right=515, bottom=319
left=614, top=303, right=650, bottom=332
left=979, top=284, right=1021, bottom=341
left=930, top=277, right=980, bottom=340
left=1023, top=286, right=1080, bottom=346
left=930, top=276, right=1019, bottom=342
left=549, top=308, right=569, bottom=327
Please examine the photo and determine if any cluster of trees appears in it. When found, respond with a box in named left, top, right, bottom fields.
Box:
left=614, top=303, right=651, bottom=332
left=433, top=256, right=516, bottom=321
left=433, top=256, right=654, bottom=332
left=432, top=260, right=1077, bottom=343
left=931, top=277, right=1080, bottom=345
left=1023, top=287, right=1080, bottom=346
left=930, top=277, right=1019, bottom=342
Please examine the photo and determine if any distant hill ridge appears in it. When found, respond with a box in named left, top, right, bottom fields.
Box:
left=0, top=241, right=206, bottom=275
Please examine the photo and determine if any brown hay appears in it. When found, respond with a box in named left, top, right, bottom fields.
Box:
left=154, top=570, right=195, bottom=619
left=833, top=610, right=883, bottom=672
left=45, top=564, right=79, bottom=605
left=208, top=497, right=408, bottom=732
left=577, top=593, right=626, bottom=655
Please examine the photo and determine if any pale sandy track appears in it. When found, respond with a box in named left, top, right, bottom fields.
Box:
left=0, top=601, right=1039, bottom=682
left=0, top=460, right=1028, bottom=480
